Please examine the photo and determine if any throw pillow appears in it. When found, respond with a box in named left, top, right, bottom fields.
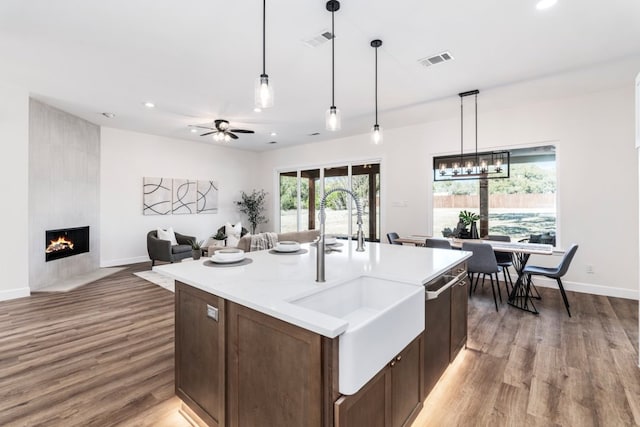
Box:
left=157, top=227, right=178, bottom=246
left=225, top=221, right=242, bottom=247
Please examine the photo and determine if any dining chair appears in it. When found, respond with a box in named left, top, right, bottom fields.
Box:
left=425, top=238, right=452, bottom=249
left=484, top=235, right=514, bottom=294
left=522, top=244, right=578, bottom=317
left=462, top=242, right=502, bottom=312
left=387, top=232, right=402, bottom=245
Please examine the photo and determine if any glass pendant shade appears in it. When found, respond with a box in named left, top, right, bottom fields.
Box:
left=371, top=124, right=383, bottom=145
left=254, top=74, right=274, bottom=108
left=326, top=106, right=341, bottom=131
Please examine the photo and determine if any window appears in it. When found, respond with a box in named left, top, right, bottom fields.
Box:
left=433, top=145, right=556, bottom=242
left=279, top=162, right=380, bottom=242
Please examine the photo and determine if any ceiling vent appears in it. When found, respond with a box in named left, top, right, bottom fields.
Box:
left=418, top=51, right=454, bottom=68
left=303, top=30, right=334, bottom=48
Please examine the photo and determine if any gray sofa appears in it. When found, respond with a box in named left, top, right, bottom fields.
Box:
left=147, top=230, right=195, bottom=266
left=209, top=229, right=320, bottom=254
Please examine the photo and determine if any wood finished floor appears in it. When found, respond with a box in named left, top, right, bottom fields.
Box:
left=0, top=264, right=638, bottom=426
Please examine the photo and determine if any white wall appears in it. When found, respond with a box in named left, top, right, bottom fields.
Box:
left=100, top=128, right=260, bottom=267
left=0, top=84, right=30, bottom=300
left=257, top=85, right=639, bottom=299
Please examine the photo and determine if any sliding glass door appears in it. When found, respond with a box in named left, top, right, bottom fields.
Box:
left=278, top=161, right=380, bottom=242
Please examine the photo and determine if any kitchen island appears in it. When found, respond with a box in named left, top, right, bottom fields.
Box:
left=154, top=241, right=470, bottom=427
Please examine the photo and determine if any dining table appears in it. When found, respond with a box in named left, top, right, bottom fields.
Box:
left=396, top=235, right=559, bottom=314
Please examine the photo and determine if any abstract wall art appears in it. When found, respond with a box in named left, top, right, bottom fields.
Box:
left=172, top=179, right=197, bottom=214
left=197, top=180, right=219, bottom=214
left=143, top=177, right=172, bottom=215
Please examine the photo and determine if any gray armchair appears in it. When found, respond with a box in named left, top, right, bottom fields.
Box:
left=147, top=230, right=195, bottom=266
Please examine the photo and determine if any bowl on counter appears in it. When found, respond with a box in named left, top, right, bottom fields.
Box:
left=213, top=248, right=245, bottom=263
left=324, top=236, right=338, bottom=245
left=274, top=241, right=301, bottom=252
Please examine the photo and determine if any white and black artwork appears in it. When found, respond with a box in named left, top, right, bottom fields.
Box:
left=197, top=180, right=219, bottom=214
left=143, top=177, right=172, bottom=215
left=172, top=179, right=197, bottom=214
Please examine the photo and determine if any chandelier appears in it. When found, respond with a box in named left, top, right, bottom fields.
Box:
left=433, top=90, right=510, bottom=181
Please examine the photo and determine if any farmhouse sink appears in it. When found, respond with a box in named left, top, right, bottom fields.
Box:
left=290, top=276, right=425, bottom=395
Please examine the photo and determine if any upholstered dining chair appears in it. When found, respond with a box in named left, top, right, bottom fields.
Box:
left=485, top=235, right=514, bottom=294
left=387, top=232, right=402, bottom=245
left=522, top=244, right=578, bottom=317
left=462, top=242, right=502, bottom=312
left=425, top=238, right=452, bottom=249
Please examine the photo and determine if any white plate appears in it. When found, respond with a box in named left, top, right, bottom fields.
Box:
left=274, top=241, right=301, bottom=252
left=211, top=254, right=245, bottom=264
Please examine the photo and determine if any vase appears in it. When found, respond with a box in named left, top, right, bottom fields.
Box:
left=192, top=249, right=201, bottom=260
left=470, top=222, right=479, bottom=239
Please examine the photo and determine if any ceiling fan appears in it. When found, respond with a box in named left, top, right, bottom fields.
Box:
left=190, top=119, right=255, bottom=142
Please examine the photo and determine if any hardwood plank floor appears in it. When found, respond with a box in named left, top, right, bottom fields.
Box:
left=415, top=284, right=640, bottom=427
left=0, top=265, right=638, bottom=426
left=0, top=263, right=190, bottom=427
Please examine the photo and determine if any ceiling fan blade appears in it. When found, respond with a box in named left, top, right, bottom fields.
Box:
left=228, top=132, right=239, bottom=140
left=200, top=131, right=216, bottom=137
left=190, top=125, right=215, bottom=130
left=230, top=129, right=254, bottom=134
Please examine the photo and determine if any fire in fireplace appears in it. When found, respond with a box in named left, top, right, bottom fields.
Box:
left=45, top=226, right=90, bottom=262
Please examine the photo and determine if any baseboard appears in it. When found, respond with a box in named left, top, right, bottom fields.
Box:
left=532, top=276, right=639, bottom=300
left=100, top=255, right=149, bottom=268
left=0, top=286, right=31, bottom=301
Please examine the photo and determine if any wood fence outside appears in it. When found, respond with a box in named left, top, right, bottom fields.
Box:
left=434, top=193, right=555, bottom=209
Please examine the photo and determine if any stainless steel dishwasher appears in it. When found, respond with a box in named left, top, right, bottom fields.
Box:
left=423, top=268, right=468, bottom=396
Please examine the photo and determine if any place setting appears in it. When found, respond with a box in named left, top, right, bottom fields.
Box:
left=203, top=248, right=253, bottom=267
left=268, top=241, right=308, bottom=255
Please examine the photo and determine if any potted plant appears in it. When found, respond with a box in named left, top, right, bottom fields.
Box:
left=190, top=239, right=204, bottom=260
left=458, top=210, right=480, bottom=239
left=236, top=189, right=268, bottom=234
left=211, top=230, right=226, bottom=247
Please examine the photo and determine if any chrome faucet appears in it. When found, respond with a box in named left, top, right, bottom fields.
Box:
left=316, top=188, right=365, bottom=282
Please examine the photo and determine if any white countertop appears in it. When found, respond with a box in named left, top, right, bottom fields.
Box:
left=154, top=242, right=470, bottom=338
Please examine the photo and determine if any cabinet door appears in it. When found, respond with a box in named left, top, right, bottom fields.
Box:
left=423, top=286, right=451, bottom=397
left=450, top=277, right=468, bottom=362
left=175, top=281, right=225, bottom=427
left=334, top=368, right=391, bottom=427
left=227, top=301, right=325, bottom=427
left=390, top=336, right=423, bottom=427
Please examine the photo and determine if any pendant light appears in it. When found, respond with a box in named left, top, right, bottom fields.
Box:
left=325, top=0, right=341, bottom=131
left=255, top=0, right=273, bottom=108
left=370, top=39, right=383, bottom=145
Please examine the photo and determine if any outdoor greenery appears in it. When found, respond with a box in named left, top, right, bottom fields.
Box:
left=237, top=189, right=268, bottom=234
left=279, top=175, right=377, bottom=211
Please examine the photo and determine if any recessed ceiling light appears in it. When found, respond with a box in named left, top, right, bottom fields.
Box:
left=254, top=107, right=262, bottom=113
left=190, top=128, right=198, bottom=133
left=101, top=112, right=115, bottom=118
left=143, top=101, right=155, bottom=108
left=270, top=132, right=277, bottom=136
left=536, top=0, right=557, bottom=10
left=308, top=132, right=321, bottom=136
left=268, top=141, right=277, bottom=144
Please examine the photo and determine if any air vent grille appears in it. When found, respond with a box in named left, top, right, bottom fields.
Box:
left=303, top=30, right=334, bottom=48
left=418, top=51, right=454, bottom=68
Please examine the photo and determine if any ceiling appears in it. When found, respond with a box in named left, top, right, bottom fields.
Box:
left=2, top=0, right=640, bottom=151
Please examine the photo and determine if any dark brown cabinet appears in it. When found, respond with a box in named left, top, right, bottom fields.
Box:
left=334, top=336, right=423, bottom=427
left=226, top=301, right=333, bottom=427
left=175, top=282, right=226, bottom=427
